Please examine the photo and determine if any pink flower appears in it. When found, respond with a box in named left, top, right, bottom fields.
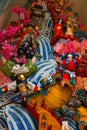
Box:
left=54, top=43, right=63, bottom=53
left=14, top=56, right=27, bottom=64
left=65, top=40, right=76, bottom=54
left=1, top=43, right=17, bottom=60
left=73, top=40, right=80, bottom=50
left=80, top=39, right=87, bottom=49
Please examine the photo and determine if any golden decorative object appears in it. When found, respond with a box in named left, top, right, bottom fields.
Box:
left=66, top=17, right=74, bottom=37
left=17, top=74, right=25, bottom=80
left=19, top=84, right=28, bottom=96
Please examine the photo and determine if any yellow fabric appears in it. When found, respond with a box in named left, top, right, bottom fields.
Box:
left=37, top=107, right=61, bottom=130
left=77, top=106, right=87, bottom=123
left=28, top=83, right=72, bottom=108
left=27, top=83, right=87, bottom=129
left=44, top=83, right=72, bottom=108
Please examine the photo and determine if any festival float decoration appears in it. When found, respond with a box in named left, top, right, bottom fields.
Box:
left=0, top=0, right=87, bottom=130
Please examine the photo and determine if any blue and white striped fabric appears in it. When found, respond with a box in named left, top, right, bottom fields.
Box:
left=5, top=104, right=38, bottom=130
left=0, top=116, right=8, bottom=129
left=40, top=11, right=53, bottom=40
left=64, top=117, right=77, bottom=130
left=40, top=18, right=53, bottom=40
left=0, top=91, right=16, bottom=107
left=27, top=59, right=58, bottom=88
left=27, top=9, right=57, bottom=89
left=36, top=36, right=54, bottom=61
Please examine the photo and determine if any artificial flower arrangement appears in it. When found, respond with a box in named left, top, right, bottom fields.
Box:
left=53, top=39, right=87, bottom=55
left=0, top=22, right=40, bottom=81
left=0, top=36, right=38, bottom=79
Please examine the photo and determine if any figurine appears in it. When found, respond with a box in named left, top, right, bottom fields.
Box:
left=55, top=53, right=81, bottom=87
left=50, top=19, right=63, bottom=45
left=54, top=19, right=63, bottom=35
left=65, top=17, right=74, bottom=37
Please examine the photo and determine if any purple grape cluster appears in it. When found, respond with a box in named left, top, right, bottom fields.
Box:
left=17, top=38, right=36, bottom=59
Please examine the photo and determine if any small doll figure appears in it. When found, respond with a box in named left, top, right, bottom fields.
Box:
left=54, top=19, right=63, bottom=35
left=56, top=53, right=81, bottom=87
left=65, top=17, right=74, bottom=37
left=51, top=19, right=63, bottom=44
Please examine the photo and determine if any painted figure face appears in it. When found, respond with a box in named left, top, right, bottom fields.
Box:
left=67, top=54, right=73, bottom=61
